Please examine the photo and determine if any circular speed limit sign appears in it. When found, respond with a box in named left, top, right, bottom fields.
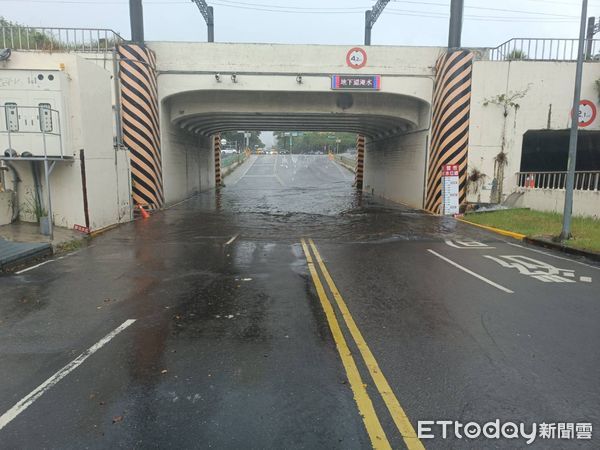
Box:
left=576, top=100, right=597, bottom=127
left=346, top=47, right=367, bottom=69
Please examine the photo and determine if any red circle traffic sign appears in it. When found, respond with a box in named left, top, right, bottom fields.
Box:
left=573, top=99, right=597, bottom=127
left=346, top=47, right=367, bottom=69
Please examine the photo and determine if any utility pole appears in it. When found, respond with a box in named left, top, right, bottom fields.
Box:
left=585, top=16, right=598, bottom=59
left=560, top=0, right=588, bottom=241
left=191, top=0, right=214, bottom=42
left=129, top=0, right=144, bottom=43
left=364, top=0, right=390, bottom=46
left=448, top=0, right=464, bottom=48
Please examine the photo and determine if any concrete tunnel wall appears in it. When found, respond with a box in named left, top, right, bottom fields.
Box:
left=363, top=131, right=430, bottom=209
left=148, top=42, right=443, bottom=209
left=160, top=104, right=215, bottom=204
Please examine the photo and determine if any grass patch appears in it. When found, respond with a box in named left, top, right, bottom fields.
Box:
left=55, top=238, right=86, bottom=254
left=465, top=209, right=600, bottom=253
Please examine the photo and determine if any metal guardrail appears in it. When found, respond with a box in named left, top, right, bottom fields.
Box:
left=221, top=152, right=245, bottom=168
left=0, top=27, right=124, bottom=53
left=489, top=38, right=600, bottom=61
left=517, top=171, right=600, bottom=191
left=333, top=154, right=356, bottom=170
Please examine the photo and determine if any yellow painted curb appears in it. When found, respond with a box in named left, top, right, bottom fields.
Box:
left=456, top=217, right=526, bottom=240
left=89, top=223, right=120, bottom=238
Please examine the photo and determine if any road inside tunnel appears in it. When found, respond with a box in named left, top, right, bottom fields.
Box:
left=0, top=155, right=598, bottom=449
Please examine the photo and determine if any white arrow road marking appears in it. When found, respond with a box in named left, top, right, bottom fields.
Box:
left=0, top=319, right=136, bottom=431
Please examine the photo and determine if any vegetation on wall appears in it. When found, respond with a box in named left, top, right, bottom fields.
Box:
left=466, top=167, right=487, bottom=203
left=1, top=17, right=58, bottom=50
left=0, top=17, right=120, bottom=51
left=483, top=88, right=530, bottom=203
left=594, top=78, right=600, bottom=104
left=506, top=49, right=528, bottom=61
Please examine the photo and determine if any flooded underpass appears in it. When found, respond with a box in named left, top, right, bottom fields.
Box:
left=0, top=154, right=598, bottom=449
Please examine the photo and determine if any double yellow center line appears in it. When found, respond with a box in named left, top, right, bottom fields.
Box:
left=300, top=238, right=425, bottom=450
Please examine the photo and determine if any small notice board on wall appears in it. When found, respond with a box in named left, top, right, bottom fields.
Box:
left=442, top=164, right=460, bottom=215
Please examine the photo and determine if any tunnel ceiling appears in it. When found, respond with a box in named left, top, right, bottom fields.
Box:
left=167, top=90, right=429, bottom=138
left=174, top=113, right=416, bottom=137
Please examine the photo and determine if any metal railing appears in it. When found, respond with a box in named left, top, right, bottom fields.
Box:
left=0, top=26, right=124, bottom=53
left=517, top=171, right=600, bottom=191
left=221, top=152, right=246, bottom=168
left=489, top=38, right=600, bottom=61
left=333, top=153, right=357, bottom=172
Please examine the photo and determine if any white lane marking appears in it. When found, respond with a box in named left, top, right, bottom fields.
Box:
left=164, top=196, right=196, bottom=210
left=224, top=234, right=239, bottom=246
left=427, top=249, right=514, bottom=294
left=14, top=246, right=90, bottom=275
left=580, top=276, right=592, bottom=283
left=0, top=319, right=136, bottom=431
left=227, top=156, right=257, bottom=186
left=506, top=242, right=600, bottom=271
left=15, top=259, right=54, bottom=274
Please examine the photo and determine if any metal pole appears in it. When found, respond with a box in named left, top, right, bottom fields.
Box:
left=585, top=16, right=595, bottom=59
left=560, top=0, right=588, bottom=241
left=448, top=0, right=464, bottom=49
left=41, top=126, right=53, bottom=240
left=207, top=6, right=214, bottom=42
left=364, top=10, right=372, bottom=46
left=129, top=0, right=144, bottom=43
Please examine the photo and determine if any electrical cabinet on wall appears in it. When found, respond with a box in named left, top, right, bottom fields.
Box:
left=0, top=70, right=67, bottom=158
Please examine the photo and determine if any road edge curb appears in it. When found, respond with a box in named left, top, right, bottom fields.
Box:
left=523, top=236, right=600, bottom=262
left=455, top=218, right=526, bottom=240
left=457, top=217, right=600, bottom=263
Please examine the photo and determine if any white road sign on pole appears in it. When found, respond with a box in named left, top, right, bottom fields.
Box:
left=441, top=164, right=460, bottom=216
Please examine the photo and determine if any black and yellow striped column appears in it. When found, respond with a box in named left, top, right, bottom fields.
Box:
left=214, top=134, right=222, bottom=187
left=425, top=49, right=474, bottom=214
left=355, top=134, right=365, bottom=189
left=117, top=44, right=164, bottom=210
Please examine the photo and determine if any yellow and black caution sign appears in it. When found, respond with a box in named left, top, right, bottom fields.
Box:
left=117, top=44, right=164, bottom=210
left=355, top=135, right=365, bottom=189
left=425, top=50, right=474, bottom=214
left=214, top=134, right=222, bottom=187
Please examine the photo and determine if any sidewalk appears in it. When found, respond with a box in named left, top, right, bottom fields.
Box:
left=0, top=221, right=85, bottom=271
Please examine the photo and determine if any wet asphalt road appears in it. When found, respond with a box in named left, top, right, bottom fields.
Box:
left=0, top=154, right=598, bottom=449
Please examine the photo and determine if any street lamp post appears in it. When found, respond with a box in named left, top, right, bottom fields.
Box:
left=560, top=0, right=588, bottom=241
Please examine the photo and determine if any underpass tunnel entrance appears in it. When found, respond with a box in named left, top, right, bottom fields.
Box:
left=160, top=89, right=432, bottom=209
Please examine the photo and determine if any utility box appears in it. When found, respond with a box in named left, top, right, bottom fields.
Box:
left=0, top=70, right=66, bottom=158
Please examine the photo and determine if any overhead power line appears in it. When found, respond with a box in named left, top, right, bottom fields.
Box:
left=0, top=0, right=588, bottom=22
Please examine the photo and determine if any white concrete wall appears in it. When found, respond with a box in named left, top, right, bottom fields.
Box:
left=76, top=57, right=131, bottom=229
left=160, top=104, right=214, bottom=204
left=363, top=131, right=429, bottom=209
left=1, top=52, right=130, bottom=231
left=468, top=60, right=600, bottom=208
left=149, top=42, right=443, bottom=76
left=512, top=188, right=600, bottom=219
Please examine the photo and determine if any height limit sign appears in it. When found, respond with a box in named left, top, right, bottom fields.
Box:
left=441, top=164, right=460, bottom=216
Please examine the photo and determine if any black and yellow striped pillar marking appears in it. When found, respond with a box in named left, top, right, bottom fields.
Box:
left=355, top=134, right=365, bottom=189
left=214, top=134, right=222, bottom=187
left=425, top=49, right=474, bottom=214
left=117, top=44, right=164, bottom=210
